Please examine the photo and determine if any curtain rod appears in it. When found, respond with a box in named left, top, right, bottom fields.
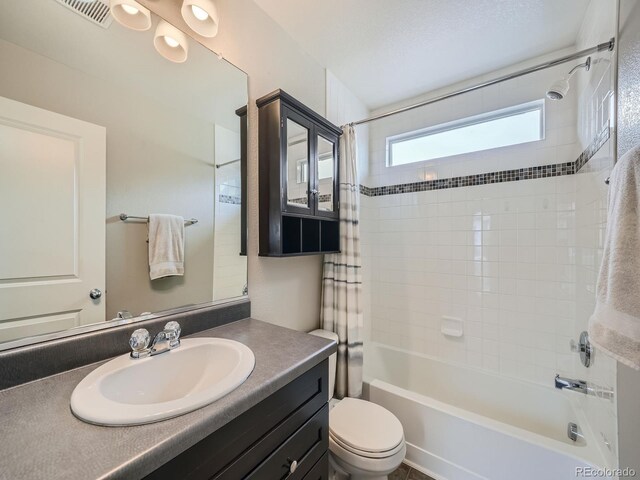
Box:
left=347, top=38, right=615, bottom=128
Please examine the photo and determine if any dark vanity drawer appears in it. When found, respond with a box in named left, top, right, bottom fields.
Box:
left=245, top=404, right=328, bottom=480
left=144, top=359, right=328, bottom=480
left=303, top=453, right=329, bottom=480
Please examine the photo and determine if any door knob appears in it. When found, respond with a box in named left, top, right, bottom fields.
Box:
left=89, top=288, right=103, bottom=300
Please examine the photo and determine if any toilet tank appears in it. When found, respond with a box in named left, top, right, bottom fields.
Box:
left=309, top=329, right=338, bottom=401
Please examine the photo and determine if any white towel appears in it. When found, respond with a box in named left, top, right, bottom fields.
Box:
left=589, top=145, right=640, bottom=370
left=148, top=214, right=185, bottom=280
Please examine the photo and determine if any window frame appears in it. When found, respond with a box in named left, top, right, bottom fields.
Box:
left=385, top=99, right=546, bottom=167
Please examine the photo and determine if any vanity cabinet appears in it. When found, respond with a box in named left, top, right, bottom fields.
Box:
left=144, top=359, right=329, bottom=480
left=257, top=89, right=342, bottom=256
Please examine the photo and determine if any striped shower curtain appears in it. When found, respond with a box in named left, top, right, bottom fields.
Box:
left=321, top=125, right=364, bottom=399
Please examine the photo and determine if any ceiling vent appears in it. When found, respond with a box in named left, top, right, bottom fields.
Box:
left=55, top=0, right=113, bottom=28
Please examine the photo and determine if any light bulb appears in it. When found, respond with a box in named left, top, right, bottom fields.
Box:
left=121, top=4, right=139, bottom=15
left=191, top=4, right=209, bottom=21
left=164, top=36, right=180, bottom=48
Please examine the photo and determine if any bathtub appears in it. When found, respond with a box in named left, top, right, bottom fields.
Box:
left=364, top=343, right=611, bottom=480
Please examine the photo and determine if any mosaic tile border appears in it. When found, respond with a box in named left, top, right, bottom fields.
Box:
left=360, top=127, right=610, bottom=197
left=218, top=194, right=241, bottom=205
left=289, top=194, right=333, bottom=204
left=575, top=125, right=611, bottom=173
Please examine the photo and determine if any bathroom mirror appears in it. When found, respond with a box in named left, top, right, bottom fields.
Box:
left=0, top=0, right=248, bottom=349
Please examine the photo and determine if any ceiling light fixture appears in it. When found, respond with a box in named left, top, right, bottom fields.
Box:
left=154, top=20, right=189, bottom=63
left=109, top=0, right=151, bottom=31
left=181, top=0, right=219, bottom=38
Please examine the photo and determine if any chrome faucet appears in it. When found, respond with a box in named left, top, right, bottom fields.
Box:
left=129, top=321, right=181, bottom=359
left=555, top=374, right=588, bottom=394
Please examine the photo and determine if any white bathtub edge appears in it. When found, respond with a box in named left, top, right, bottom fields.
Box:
left=367, top=378, right=605, bottom=469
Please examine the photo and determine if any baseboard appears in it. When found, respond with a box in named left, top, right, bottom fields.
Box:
left=404, top=441, right=488, bottom=480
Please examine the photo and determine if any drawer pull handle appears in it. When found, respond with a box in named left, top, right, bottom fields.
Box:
left=288, top=458, right=298, bottom=474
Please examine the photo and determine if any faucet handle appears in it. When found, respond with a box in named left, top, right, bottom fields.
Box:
left=129, top=328, right=151, bottom=358
left=164, top=321, right=181, bottom=349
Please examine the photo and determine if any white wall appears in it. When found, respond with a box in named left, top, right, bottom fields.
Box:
left=140, top=0, right=330, bottom=331
left=363, top=47, right=580, bottom=188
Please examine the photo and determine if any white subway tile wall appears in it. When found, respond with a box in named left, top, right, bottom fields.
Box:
left=362, top=174, right=578, bottom=385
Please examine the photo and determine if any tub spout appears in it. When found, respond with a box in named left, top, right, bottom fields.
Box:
left=555, top=374, right=588, bottom=394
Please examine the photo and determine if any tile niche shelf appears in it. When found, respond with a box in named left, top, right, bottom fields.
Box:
left=257, top=89, right=342, bottom=257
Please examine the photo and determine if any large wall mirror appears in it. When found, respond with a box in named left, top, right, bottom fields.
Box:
left=0, top=0, right=248, bottom=350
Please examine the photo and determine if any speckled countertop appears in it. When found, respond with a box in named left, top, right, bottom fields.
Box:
left=0, top=318, right=335, bottom=480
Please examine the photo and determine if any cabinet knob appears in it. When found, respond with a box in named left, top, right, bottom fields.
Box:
left=287, top=458, right=298, bottom=474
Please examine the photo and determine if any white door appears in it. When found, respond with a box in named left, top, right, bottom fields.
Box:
left=0, top=96, right=106, bottom=343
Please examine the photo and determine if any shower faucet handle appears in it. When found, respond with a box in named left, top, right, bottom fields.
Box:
left=570, top=331, right=593, bottom=368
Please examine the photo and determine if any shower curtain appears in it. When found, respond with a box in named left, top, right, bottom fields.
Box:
left=321, top=124, right=364, bottom=399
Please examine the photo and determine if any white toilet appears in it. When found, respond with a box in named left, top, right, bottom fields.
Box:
left=310, top=330, right=406, bottom=480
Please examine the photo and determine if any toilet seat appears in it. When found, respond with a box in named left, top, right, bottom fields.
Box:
left=329, top=435, right=407, bottom=477
left=329, top=398, right=404, bottom=458
left=330, top=432, right=405, bottom=459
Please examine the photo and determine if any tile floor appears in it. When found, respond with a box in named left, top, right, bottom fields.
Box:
left=389, top=462, right=435, bottom=480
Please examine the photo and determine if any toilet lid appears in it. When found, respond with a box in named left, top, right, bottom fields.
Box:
left=329, top=398, right=404, bottom=454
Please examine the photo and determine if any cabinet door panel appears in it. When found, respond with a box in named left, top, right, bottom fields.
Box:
left=313, top=125, right=339, bottom=220
left=282, top=107, right=313, bottom=216
left=303, top=453, right=329, bottom=480
left=246, top=405, right=328, bottom=480
left=316, top=134, right=336, bottom=214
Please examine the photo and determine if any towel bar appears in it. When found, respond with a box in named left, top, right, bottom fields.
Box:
left=119, top=214, right=198, bottom=225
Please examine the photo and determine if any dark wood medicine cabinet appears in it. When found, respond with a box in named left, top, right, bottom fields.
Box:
left=257, top=89, right=342, bottom=257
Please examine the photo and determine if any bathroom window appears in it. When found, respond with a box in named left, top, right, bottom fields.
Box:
left=386, top=100, right=545, bottom=166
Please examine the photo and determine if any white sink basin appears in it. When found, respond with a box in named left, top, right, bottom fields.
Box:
left=70, top=337, right=255, bottom=426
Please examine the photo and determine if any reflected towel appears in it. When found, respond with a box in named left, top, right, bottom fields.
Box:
left=589, top=145, right=640, bottom=370
left=148, top=214, right=184, bottom=280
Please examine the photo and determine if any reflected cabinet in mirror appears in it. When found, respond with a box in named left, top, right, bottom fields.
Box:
left=0, top=0, right=248, bottom=349
left=257, top=90, right=341, bottom=257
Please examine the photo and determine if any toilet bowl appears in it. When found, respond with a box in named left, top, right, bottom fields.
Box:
left=310, top=330, right=406, bottom=480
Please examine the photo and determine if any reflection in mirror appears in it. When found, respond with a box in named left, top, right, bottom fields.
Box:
left=317, top=136, right=335, bottom=212
left=0, top=0, right=248, bottom=348
left=286, top=119, right=310, bottom=208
